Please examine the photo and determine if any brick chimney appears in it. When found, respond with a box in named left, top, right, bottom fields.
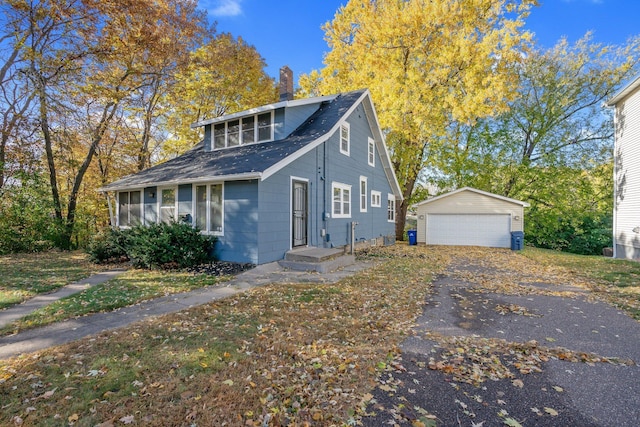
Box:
left=279, top=66, right=294, bottom=101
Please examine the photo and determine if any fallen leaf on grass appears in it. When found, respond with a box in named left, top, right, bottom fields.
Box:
left=119, top=415, right=134, bottom=424
left=512, top=379, right=524, bottom=388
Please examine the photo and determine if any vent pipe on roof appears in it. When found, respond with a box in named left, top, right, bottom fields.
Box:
left=279, top=66, right=294, bottom=101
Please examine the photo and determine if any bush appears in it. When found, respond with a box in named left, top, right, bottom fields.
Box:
left=87, top=222, right=216, bottom=269
left=86, top=228, right=129, bottom=263
left=0, top=172, right=57, bottom=255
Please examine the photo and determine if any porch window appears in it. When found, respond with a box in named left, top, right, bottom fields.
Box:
left=160, top=188, right=176, bottom=223
left=194, top=183, right=224, bottom=235
left=332, top=182, right=351, bottom=218
left=360, top=176, right=367, bottom=212
left=340, top=122, right=350, bottom=155
left=387, top=194, right=396, bottom=222
left=118, top=190, right=141, bottom=227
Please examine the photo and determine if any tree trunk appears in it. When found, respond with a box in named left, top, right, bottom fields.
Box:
left=64, top=101, right=117, bottom=248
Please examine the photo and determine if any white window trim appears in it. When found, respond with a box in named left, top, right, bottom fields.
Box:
left=332, top=182, right=352, bottom=219
left=359, top=176, right=367, bottom=213
left=192, top=182, right=224, bottom=236
left=339, top=122, right=350, bottom=156
left=211, top=111, right=274, bottom=150
left=387, top=193, right=396, bottom=223
left=158, top=186, right=178, bottom=224
left=368, top=137, right=375, bottom=167
left=371, top=190, right=382, bottom=208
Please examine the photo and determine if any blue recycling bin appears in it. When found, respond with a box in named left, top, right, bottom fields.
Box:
left=511, top=231, right=524, bottom=251
left=407, top=229, right=417, bottom=245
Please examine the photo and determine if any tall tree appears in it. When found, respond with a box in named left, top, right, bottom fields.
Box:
left=14, top=0, right=207, bottom=248
left=302, top=0, right=535, bottom=239
left=429, top=34, right=640, bottom=253
left=162, top=33, right=277, bottom=156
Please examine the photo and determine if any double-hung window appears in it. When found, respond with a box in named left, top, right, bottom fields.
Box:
left=118, top=190, right=141, bottom=227
left=195, top=183, right=223, bottom=235
left=387, top=194, right=396, bottom=222
left=359, top=176, right=367, bottom=212
left=340, top=122, right=350, bottom=155
left=332, top=182, right=351, bottom=218
left=211, top=112, right=273, bottom=149
left=368, top=138, right=375, bottom=166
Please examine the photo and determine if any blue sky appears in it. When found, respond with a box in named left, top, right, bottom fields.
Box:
left=200, top=0, right=640, bottom=83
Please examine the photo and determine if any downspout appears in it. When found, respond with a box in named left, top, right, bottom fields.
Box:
left=351, top=221, right=358, bottom=254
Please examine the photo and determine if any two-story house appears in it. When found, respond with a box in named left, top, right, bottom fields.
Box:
left=100, top=88, right=403, bottom=265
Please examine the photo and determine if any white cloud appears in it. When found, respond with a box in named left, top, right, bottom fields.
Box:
left=208, top=0, right=243, bottom=17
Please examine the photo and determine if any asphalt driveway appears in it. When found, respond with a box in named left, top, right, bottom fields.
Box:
left=362, top=249, right=640, bottom=427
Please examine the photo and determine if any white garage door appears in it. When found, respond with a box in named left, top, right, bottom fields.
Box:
left=426, top=214, right=511, bottom=248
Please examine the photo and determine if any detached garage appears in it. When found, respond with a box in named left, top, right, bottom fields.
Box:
left=414, top=187, right=529, bottom=248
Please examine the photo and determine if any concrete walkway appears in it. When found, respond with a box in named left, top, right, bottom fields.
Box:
left=0, top=259, right=376, bottom=360
left=0, top=270, right=126, bottom=329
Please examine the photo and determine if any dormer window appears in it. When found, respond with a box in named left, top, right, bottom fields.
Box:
left=212, top=111, right=273, bottom=149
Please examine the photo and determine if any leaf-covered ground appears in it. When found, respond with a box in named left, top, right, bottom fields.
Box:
left=1, top=245, right=638, bottom=426
left=361, top=247, right=639, bottom=427
left=0, top=245, right=448, bottom=426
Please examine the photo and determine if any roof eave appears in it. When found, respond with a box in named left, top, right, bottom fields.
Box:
left=97, top=172, right=262, bottom=193
left=606, top=75, right=640, bottom=106
left=414, top=187, right=529, bottom=208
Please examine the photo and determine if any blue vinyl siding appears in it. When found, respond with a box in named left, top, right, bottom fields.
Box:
left=214, top=180, right=259, bottom=264
left=258, top=146, right=322, bottom=263
left=257, top=101, right=395, bottom=260
left=323, top=103, right=395, bottom=246
left=282, top=104, right=321, bottom=136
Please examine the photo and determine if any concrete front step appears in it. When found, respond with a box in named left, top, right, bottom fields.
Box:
left=279, top=247, right=356, bottom=273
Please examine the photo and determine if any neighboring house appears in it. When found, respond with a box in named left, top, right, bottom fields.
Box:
left=100, top=88, right=403, bottom=264
left=413, top=187, right=529, bottom=248
left=606, top=76, right=640, bottom=260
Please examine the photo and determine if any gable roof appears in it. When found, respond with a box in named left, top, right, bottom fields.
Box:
left=414, top=187, right=530, bottom=208
left=99, top=89, right=396, bottom=194
left=606, top=74, right=640, bottom=106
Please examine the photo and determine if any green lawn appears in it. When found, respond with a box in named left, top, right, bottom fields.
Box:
left=0, top=251, right=102, bottom=310
left=521, top=247, right=640, bottom=318
left=1, top=270, right=227, bottom=335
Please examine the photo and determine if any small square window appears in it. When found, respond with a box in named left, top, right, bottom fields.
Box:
left=371, top=190, right=381, bottom=208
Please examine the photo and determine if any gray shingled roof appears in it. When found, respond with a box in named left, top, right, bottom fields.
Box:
left=100, top=89, right=366, bottom=192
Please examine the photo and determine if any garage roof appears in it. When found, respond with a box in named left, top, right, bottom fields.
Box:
left=414, top=187, right=530, bottom=207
